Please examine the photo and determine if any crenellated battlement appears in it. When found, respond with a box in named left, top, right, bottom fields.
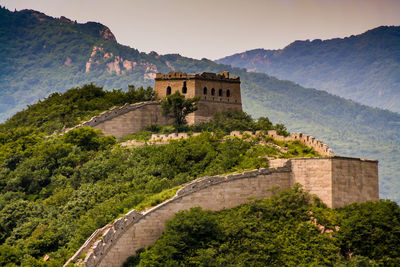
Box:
left=144, top=130, right=334, bottom=156
left=155, top=71, right=240, bottom=82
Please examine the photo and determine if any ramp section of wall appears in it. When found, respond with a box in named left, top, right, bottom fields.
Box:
left=67, top=167, right=291, bottom=267
left=65, top=102, right=173, bottom=139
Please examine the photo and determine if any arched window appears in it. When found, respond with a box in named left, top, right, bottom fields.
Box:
left=182, top=81, right=187, bottom=94
left=166, top=86, right=171, bottom=95
left=226, top=89, right=231, bottom=97
left=218, top=89, right=223, bottom=96
left=211, top=88, right=215, bottom=96
left=203, top=87, right=207, bottom=95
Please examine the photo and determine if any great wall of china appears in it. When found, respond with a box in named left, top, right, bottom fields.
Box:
left=63, top=99, right=334, bottom=157
left=121, top=130, right=334, bottom=156
left=63, top=72, right=379, bottom=266
left=65, top=156, right=378, bottom=267
left=64, top=101, right=173, bottom=139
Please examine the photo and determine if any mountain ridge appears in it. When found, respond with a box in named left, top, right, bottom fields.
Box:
left=216, top=25, right=400, bottom=113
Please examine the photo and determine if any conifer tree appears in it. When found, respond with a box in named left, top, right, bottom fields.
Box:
left=161, top=92, right=199, bottom=128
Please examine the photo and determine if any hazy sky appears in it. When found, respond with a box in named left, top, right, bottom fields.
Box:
left=3, top=0, right=400, bottom=59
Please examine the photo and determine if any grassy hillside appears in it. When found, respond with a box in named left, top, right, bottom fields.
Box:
left=0, top=7, right=399, bottom=202
left=216, top=26, right=400, bottom=113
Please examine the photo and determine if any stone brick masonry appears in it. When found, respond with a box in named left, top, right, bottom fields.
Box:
left=155, top=71, right=242, bottom=124
left=65, top=157, right=378, bottom=267
left=63, top=101, right=174, bottom=139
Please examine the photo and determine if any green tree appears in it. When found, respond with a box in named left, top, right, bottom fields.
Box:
left=161, top=92, right=199, bottom=128
left=336, top=200, right=400, bottom=264
left=63, top=127, right=116, bottom=151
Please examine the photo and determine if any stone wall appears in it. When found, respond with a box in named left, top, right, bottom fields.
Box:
left=331, top=157, right=379, bottom=207
left=266, top=130, right=334, bottom=156
left=230, top=130, right=334, bottom=156
left=65, top=157, right=379, bottom=267
left=187, top=100, right=242, bottom=124
left=65, top=167, right=291, bottom=267
left=64, top=102, right=173, bottom=139
left=290, top=157, right=379, bottom=208
left=291, top=158, right=334, bottom=206
left=148, top=130, right=333, bottom=156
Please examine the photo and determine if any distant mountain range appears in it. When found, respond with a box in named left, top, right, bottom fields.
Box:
left=0, top=7, right=399, bottom=202
left=217, top=26, right=400, bottom=113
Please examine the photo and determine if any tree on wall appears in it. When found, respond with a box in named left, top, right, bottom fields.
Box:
left=161, top=92, right=199, bottom=128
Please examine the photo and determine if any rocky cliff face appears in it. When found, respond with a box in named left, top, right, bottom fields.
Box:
left=84, top=45, right=158, bottom=77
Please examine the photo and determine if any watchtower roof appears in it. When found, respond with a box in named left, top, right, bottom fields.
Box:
left=155, top=71, right=240, bottom=83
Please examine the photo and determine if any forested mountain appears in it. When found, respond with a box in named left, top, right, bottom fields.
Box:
left=0, top=7, right=399, bottom=202
left=217, top=26, right=400, bottom=113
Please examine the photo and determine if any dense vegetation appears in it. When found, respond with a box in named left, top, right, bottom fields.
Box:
left=1, top=83, right=153, bottom=135
left=126, top=186, right=400, bottom=266
left=0, top=84, right=318, bottom=266
left=1, top=7, right=399, bottom=202
left=217, top=26, right=400, bottom=113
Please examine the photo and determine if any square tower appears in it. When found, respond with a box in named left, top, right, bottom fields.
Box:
left=154, top=71, right=242, bottom=124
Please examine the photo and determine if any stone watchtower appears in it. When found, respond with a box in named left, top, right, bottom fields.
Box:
left=154, top=71, right=242, bottom=124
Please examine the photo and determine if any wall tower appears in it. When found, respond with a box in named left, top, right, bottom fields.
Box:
left=154, top=71, right=242, bottom=124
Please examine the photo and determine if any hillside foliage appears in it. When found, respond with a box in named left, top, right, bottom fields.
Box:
left=0, top=84, right=318, bottom=266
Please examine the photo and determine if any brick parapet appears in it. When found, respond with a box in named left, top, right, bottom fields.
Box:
left=65, top=209, right=143, bottom=266
left=63, top=101, right=161, bottom=132
left=155, top=71, right=240, bottom=83
left=148, top=130, right=334, bottom=156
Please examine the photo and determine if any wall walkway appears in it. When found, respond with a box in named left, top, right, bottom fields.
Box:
left=64, top=102, right=173, bottom=139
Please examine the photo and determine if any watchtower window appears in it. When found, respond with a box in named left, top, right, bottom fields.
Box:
left=166, top=86, right=172, bottom=95
left=203, top=87, right=207, bottom=95
left=218, top=89, right=223, bottom=96
left=226, top=89, right=231, bottom=97
left=211, top=88, right=215, bottom=96
left=182, top=81, right=187, bottom=94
